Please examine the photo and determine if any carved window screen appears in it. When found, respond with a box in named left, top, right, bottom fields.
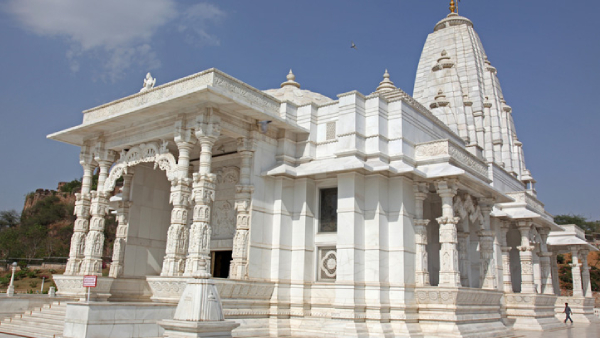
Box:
left=319, top=188, right=337, bottom=232
left=326, top=121, right=336, bottom=140
left=318, top=247, right=337, bottom=282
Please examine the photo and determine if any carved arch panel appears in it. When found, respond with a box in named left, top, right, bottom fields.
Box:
left=103, top=142, right=177, bottom=193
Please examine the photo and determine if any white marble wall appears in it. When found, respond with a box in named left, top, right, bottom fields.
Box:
left=124, top=164, right=172, bottom=277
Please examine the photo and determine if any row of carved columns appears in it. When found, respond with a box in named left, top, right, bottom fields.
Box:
left=498, top=219, right=555, bottom=294
left=65, top=113, right=255, bottom=280
left=570, top=248, right=593, bottom=297
left=413, top=179, right=496, bottom=289
left=412, top=180, right=558, bottom=294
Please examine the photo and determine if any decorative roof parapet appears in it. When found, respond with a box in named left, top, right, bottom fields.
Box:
left=81, top=69, right=281, bottom=125
left=505, top=191, right=546, bottom=216
left=379, top=87, right=463, bottom=143
left=415, top=139, right=489, bottom=180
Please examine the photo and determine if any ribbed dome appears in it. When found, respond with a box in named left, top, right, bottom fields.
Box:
left=413, top=13, right=532, bottom=185
left=264, top=70, right=333, bottom=106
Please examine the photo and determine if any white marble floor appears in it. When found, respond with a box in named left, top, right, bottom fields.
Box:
left=513, top=322, right=600, bottom=338
left=0, top=323, right=598, bottom=338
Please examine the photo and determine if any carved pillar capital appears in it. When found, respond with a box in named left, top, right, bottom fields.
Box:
left=194, top=109, right=221, bottom=144
left=237, top=137, right=256, bottom=153
left=435, top=179, right=457, bottom=198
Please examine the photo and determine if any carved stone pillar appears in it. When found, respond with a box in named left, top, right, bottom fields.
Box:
left=517, top=220, right=535, bottom=293
left=479, top=230, right=496, bottom=290
left=184, top=115, right=220, bottom=277
left=536, top=228, right=553, bottom=295
left=570, top=248, right=584, bottom=297
left=499, top=220, right=513, bottom=293
left=436, top=179, right=461, bottom=287
left=65, top=147, right=94, bottom=276
left=230, top=137, right=255, bottom=280
left=457, top=232, right=470, bottom=287
left=108, top=171, right=133, bottom=278
left=550, top=251, right=560, bottom=295
left=81, top=148, right=116, bottom=276
left=478, top=202, right=496, bottom=290
left=162, top=130, right=196, bottom=276
left=413, top=182, right=430, bottom=286
left=580, top=250, right=592, bottom=297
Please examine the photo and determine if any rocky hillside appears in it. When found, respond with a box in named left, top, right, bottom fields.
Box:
left=0, top=178, right=118, bottom=261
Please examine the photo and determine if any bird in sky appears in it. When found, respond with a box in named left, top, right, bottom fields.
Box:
left=351, top=41, right=357, bottom=50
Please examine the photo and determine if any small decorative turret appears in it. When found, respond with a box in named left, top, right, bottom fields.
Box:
left=376, top=69, right=396, bottom=93
left=484, top=56, right=497, bottom=74
left=280, top=69, right=301, bottom=88
left=430, top=89, right=450, bottom=108
left=483, top=96, right=493, bottom=109
left=432, top=50, right=455, bottom=71
left=501, top=98, right=512, bottom=113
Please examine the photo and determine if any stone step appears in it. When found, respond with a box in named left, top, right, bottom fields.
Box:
left=19, top=317, right=65, bottom=330
left=0, top=322, right=60, bottom=338
left=0, top=302, right=67, bottom=338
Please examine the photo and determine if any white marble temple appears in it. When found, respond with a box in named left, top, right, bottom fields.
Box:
left=44, top=5, right=594, bottom=338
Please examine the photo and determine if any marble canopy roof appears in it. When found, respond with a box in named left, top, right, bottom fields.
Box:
left=47, top=68, right=309, bottom=147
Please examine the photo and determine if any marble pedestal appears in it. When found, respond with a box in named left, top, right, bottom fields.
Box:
left=555, top=296, right=599, bottom=323
left=505, top=293, right=562, bottom=330
left=53, top=275, right=114, bottom=301
left=158, top=278, right=240, bottom=338
left=416, top=287, right=510, bottom=338
left=63, top=301, right=176, bottom=338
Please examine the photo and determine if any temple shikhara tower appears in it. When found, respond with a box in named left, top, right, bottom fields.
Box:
left=33, top=3, right=597, bottom=338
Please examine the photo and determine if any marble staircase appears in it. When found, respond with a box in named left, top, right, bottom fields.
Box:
left=0, top=301, right=66, bottom=338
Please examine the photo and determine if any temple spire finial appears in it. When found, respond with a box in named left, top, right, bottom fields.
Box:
left=449, top=0, right=460, bottom=14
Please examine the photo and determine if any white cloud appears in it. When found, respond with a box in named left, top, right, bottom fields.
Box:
left=178, top=3, right=226, bottom=47
left=5, top=0, right=225, bottom=81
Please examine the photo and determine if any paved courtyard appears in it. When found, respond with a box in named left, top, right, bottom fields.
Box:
left=0, top=323, right=597, bottom=338
left=513, top=322, right=599, bottom=338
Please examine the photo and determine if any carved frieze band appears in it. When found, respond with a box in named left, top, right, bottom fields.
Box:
left=415, top=140, right=488, bottom=179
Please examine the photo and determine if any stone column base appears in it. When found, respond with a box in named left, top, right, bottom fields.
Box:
left=505, top=293, right=562, bottom=330
left=416, top=287, right=511, bottom=338
left=555, top=296, right=599, bottom=324
left=159, top=319, right=240, bottom=338
left=53, top=274, right=113, bottom=301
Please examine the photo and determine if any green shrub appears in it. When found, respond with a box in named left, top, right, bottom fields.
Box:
left=15, top=270, right=27, bottom=280
left=0, top=277, right=9, bottom=286
left=60, top=179, right=81, bottom=193
left=29, top=281, right=38, bottom=288
left=49, top=269, right=56, bottom=274
left=27, top=271, right=36, bottom=278
left=17, top=261, right=28, bottom=270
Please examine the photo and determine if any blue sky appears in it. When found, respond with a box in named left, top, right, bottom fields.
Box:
left=0, top=1, right=599, bottom=220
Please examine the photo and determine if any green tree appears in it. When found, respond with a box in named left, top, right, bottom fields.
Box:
left=17, top=196, right=75, bottom=258
left=0, top=226, right=22, bottom=258
left=0, top=210, right=20, bottom=228
left=554, top=214, right=600, bottom=234
left=60, top=179, right=82, bottom=193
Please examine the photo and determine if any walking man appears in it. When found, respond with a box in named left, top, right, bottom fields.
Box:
left=564, top=302, right=573, bottom=324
